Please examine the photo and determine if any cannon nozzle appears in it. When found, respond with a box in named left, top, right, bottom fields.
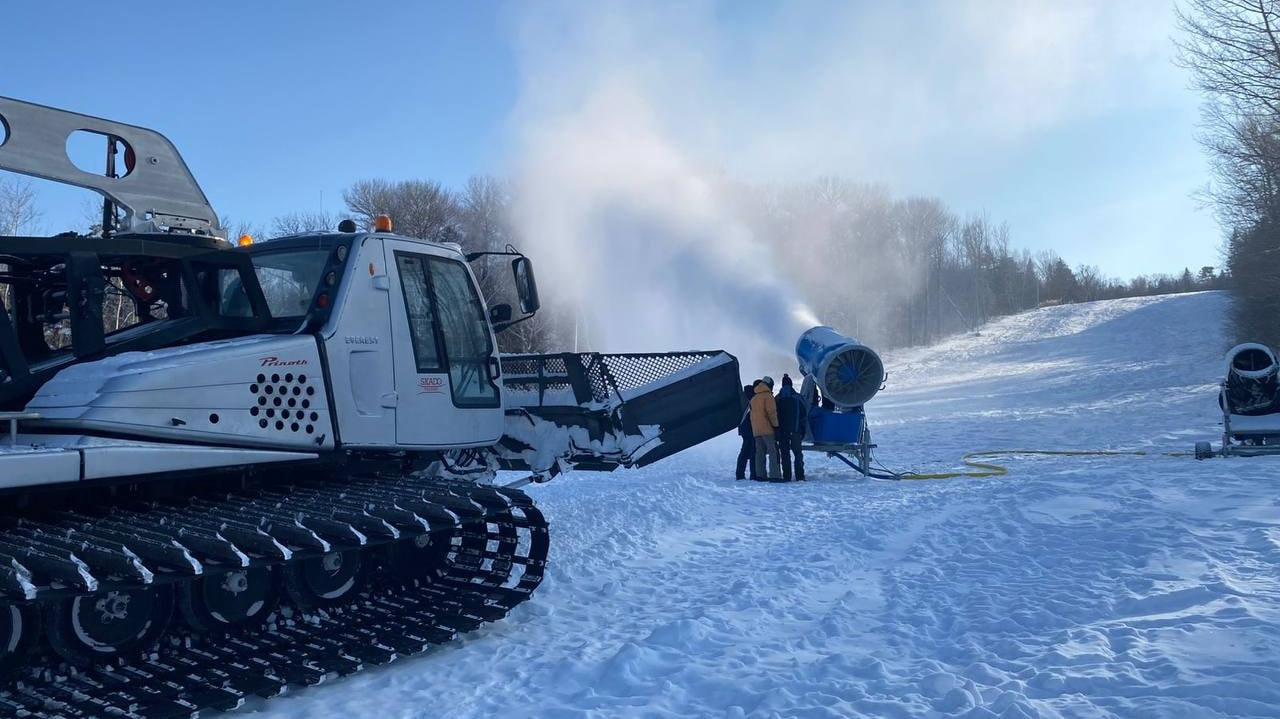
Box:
left=795, top=326, right=885, bottom=408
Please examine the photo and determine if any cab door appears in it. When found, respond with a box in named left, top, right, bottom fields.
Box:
left=322, top=235, right=397, bottom=448
left=383, top=239, right=503, bottom=448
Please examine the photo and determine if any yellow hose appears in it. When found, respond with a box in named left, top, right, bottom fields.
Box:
left=897, top=449, right=1192, bottom=480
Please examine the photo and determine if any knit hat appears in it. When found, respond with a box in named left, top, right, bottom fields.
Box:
left=762, top=375, right=775, bottom=388
left=781, top=374, right=793, bottom=387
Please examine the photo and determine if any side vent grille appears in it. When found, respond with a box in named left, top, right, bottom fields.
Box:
left=248, top=372, right=320, bottom=435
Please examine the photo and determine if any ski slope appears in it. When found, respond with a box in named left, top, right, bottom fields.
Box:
left=250, top=290, right=1280, bottom=719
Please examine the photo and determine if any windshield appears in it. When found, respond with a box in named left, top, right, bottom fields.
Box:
left=225, top=249, right=330, bottom=318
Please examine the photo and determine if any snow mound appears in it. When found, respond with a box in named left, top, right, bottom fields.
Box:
left=248, top=291, right=1280, bottom=719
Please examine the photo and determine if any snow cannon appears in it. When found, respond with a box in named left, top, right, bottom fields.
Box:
left=1221, top=343, right=1280, bottom=416
left=795, top=326, right=885, bottom=409
left=794, top=327, right=888, bottom=477
left=1197, top=342, right=1280, bottom=459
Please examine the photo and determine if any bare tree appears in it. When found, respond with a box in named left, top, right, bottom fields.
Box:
left=1177, top=0, right=1280, bottom=343
left=456, top=176, right=514, bottom=301
left=271, top=211, right=337, bottom=237
left=957, top=215, right=994, bottom=326
left=457, top=176, right=511, bottom=252
left=1176, top=0, right=1280, bottom=224
left=897, top=197, right=953, bottom=343
left=343, top=179, right=459, bottom=241
left=1, top=177, right=41, bottom=313
left=0, top=177, right=40, bottom=235
left=1075, top=265, right=1105, bottom=302
left=498, top=303, right=570, bottom=354
left=223, top=217, right=267, bottom=245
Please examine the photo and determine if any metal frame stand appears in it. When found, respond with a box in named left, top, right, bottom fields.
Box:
left=1201, top=384, right=1280, bottom=458
left=802, top=424, right=877, bottom=477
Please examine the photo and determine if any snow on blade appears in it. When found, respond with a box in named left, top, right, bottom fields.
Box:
left=248, top=291, right=1280, bottom=719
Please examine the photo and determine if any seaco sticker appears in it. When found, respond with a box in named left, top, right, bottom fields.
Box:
left=418, top=377, right=445, bottom=394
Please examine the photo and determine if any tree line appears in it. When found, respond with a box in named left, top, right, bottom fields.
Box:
left=234, top=175, right=1219, bottom=353
left=733, top=179, right=1223, bottom=349
left=1177, top=0, right=1280, bottom=347
left=3, top=159, right=1223, bottom=356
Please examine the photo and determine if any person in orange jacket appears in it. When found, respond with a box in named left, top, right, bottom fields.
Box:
left=749, top=377, right=782, bottom=480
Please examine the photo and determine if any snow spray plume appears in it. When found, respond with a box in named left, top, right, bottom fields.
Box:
left=510, top=87, right=817, bottom=374
left=504, top=1, right=1162, bottom=373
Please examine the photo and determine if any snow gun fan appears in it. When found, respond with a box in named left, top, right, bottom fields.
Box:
left=795, top=326, right=889, bottom=477
left=1196, top=342, right=1280, bottom=458
left=795, top=326, right=885, bottom=409
left=1221, top=343, right=1279, bottom=415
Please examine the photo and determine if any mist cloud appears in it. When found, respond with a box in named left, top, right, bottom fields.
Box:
left=510, top=85, right=817, bottom=368
left=505, top=0, right=1184, bottom=372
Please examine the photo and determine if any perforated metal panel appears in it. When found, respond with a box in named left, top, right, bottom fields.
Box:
left=248, top=370, right=322, bottom=436
left=597, top=352, right=723, bottom=393
left=501, top=351, right=726, bottom=406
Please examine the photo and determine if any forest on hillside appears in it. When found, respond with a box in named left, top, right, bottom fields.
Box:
left=242, top=176, right=1221, bottom=353
left=13, top=0, right=1276, bottom=354
left=1178, top=0, right=1280, bottom=347
left=0, top=170, right=1223, bottom=354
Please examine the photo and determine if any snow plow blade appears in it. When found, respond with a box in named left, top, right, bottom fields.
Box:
left=498, top=351, right=743, bottom=474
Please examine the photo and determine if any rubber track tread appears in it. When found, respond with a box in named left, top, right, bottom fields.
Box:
left=0, top=477, right=548, bottom=718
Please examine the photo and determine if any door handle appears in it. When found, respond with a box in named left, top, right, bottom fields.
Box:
left=487, top=356, right=501, bottom=381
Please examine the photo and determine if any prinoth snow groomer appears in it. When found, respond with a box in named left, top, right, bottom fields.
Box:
left=0, top=97, right=741, bottom=716
left=795, top=326, right=887, bottom=475
left=1196, top=343, right=1280, bottom=459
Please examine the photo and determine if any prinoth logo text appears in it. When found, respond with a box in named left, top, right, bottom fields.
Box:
left=260, top=356, right=309, bottom=368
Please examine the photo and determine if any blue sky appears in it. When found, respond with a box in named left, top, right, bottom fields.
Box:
left=1, top=2, right=517, bottom=226
left=1, top=1, right=1221, bottom=279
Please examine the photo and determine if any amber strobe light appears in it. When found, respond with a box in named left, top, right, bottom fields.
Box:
left=373, top=215, right=393, bottom=232
left=237, top=234, right=254, bottom=247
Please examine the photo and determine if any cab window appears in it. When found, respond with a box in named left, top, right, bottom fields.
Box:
left=428, top=257, right=499, bottom=407
left=394, top=253, right=444, bottom=372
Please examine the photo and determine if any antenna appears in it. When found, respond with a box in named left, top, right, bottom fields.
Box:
left=102, top=135, right=117, bottom=236
left=0, top=96, right=222, bottom=238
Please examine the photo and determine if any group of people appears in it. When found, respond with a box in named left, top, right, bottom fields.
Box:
left=736, top=373, right=808, bottom=482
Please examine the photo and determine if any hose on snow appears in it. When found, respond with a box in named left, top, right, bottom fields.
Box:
left=884, top=448, right=1193, bottom=481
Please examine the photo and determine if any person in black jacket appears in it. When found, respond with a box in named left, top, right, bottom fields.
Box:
left=735, top=384, right=756, bottom=480
left=774, top=374, right=808, bottom=481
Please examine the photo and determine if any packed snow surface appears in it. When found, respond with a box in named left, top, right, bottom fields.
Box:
left=249, top=291, right=1279, bottom=718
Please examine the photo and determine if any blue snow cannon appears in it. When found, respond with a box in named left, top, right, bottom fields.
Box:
left=796, top=327, right=885, bottom=445
left=795, top=326, right=885, bottom=409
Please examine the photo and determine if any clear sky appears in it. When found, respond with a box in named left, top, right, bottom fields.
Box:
left=1, top=0, right=1221, bottom=280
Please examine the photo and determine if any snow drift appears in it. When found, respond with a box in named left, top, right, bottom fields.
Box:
left=249, top=291, right=1279, bottom=719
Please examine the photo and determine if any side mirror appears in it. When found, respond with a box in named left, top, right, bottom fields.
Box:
left=489, top=303, right=513, bottom=324
left=512, top=257, right=540, bottom=314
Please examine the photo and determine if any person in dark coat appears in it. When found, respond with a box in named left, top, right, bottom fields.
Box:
left=735, top=384, right=756, bottom=480
left=774, top=374, right=808, bottom=481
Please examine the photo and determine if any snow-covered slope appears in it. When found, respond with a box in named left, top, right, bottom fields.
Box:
left=251, top=290, right=1280, bottom=719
